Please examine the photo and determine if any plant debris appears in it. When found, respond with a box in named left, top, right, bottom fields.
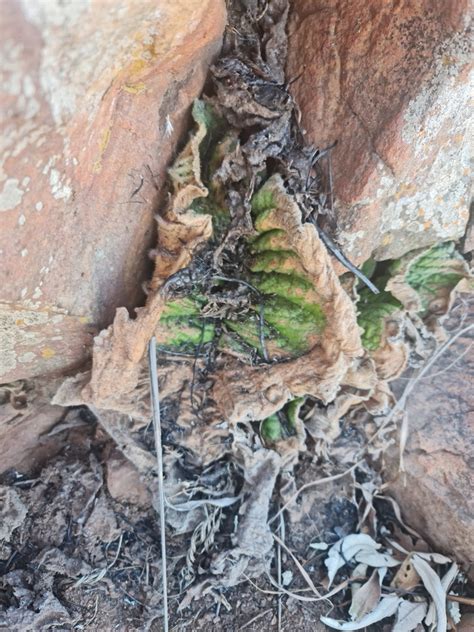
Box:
left=5, top=0, right=467, bottom=627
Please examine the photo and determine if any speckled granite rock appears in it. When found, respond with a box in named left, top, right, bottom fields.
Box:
left=287, top=0, right=472, bottom=265
left=0, top=0, right=226, bottom=382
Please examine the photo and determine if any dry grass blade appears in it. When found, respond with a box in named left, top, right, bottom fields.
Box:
left=276, top=513, right=284, bottom=632
left=149, top=336, right=169, bottom=632
left=273, top=533, right=325, bottom=600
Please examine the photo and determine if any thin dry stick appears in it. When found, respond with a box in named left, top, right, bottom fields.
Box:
left=239, top=608, right=273, bottom=631
left=268, top=460, right=362, bottom=525
left=276, top=513, right=284, bottom=632
left=447, top=594, right=474, bottom=606
left=149, top=336, right=169, bottom=632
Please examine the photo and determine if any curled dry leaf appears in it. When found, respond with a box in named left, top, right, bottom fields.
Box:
left=412, top=554, right=447, bottom=632
left=386, top=242, right=471, bottom=324
left=325, top=534, right=399, bottom=587
left=393, top=599, right=428, bottom=632
left=321, top=595, right=400, bottom=630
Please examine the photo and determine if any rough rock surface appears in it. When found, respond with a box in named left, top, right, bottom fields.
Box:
left=287, top=0, right=472, bottom=265
left=106, top=448, right=151, bottom=508
left=0, top=380, right=67, bottom=474
left=386, top=307, right=474, bottom=576
left=0, top=0, right=226, bottom=383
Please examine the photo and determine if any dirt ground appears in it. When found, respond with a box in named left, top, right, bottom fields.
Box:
left=0, top=419, right=378, bottom=631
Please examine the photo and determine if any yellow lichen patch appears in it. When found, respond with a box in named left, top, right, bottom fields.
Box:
left=41, top=347, right=56, bottom=359
left=122, top=82, right=147, bottom=95
left=395, top=182, right=416, bottom=200
left=92, top=127, right=112, bottom=174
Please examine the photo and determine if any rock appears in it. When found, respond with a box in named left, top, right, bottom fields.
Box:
left=0, top=380, right=68, bottom=475
left=287, top=1, right=471, bottom=266
left=386, top=307, right=474, bottom=576
left=106, top=449, right=151, bottom=508
left=0, top=0, right=226, bottom=383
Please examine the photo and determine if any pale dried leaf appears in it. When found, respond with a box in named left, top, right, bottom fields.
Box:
left=325, top=534, right=398, bottom=587
left=393, top=599, right=428, bottom=632
left=353, top=546, right=399, bottom=569
left=415, top=551, right=452, bottom=565
left=441, top=562, right=459, bottom=591
left=448, top=599, right=461, bottom=625
left=412, top=554, right=447, bottom=632
left=310, top=542, right=329, bottom=551
left=321, top=595, right=400, bottom=630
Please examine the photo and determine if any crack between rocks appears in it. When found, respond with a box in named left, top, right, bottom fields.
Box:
left=408, top=446, right=470, bottom=461
left=344, top=99, right=396, bottom=179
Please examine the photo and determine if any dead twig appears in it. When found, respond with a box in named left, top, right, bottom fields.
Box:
left=276, top=513, right=284, bottom=631
left=447, top=594, right=474, bottom=606
left=239, top=608, right=273, bottom=630
left=316, top=227, right=380, bottom=294
left=148, top=336, right=169, bottom=632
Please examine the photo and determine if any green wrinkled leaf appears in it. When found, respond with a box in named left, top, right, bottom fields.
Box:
left=357, top=289, right=402, bottom=351
left=158, top=296, right=215, bottom=351
left=286, top=397, right=305, bottom=429
left=405, top=242, right=465, bottom=313
left=192, top=99, right=227, bottom=166
left=246, top=180, right=327, bottom=356
left=261, top=397, right=304, bottom=444
left=261, top=414, right=283, bottom=442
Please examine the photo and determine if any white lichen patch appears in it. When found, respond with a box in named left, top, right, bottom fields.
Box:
left=49, top=168, right=72, bottom=200
left=0, top=305, right=50, bottom=378
left=0, top=179, right=25, bottom=212
left=336, top=229, right=366, bottom=258
left=18, top=351, right=36, bottom=363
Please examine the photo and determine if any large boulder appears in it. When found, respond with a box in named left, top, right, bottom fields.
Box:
left=0, top=0, right=226, bottom=383
left=287, top=0, right=471, bottom=265
left=386, top=307, right=474, bottom=575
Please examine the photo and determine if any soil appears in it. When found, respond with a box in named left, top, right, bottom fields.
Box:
left=0, top=420, right=357, bottom=631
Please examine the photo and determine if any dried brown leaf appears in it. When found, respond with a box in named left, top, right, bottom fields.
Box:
left=349, top=568, right=382, bottom=621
